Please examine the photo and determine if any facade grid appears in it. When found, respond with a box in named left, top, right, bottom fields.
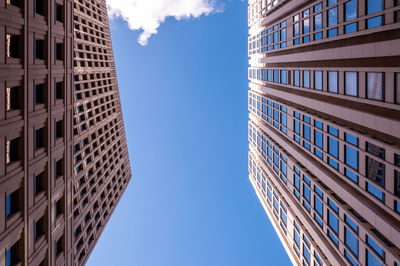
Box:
left=0, top=0, right=131, bottom=265
left=248, top=0, right=400, bottom=265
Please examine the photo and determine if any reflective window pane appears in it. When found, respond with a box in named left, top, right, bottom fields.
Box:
left=345, top=0, right=357, bottom=21
left=328, top=71, right=338, bottom=93
left=314, top=71, right=323, bottom=90
left=367, top=72, right=383, bottom=100
left=303, top=70, right=310, bottom=88
left=345, top=72, right=358, bottom=96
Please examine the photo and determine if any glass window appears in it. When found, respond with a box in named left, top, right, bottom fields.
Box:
left=314, top=71, right=323, bottom=90
left=294, top=70, right=300, bottom=86
left=328, top=210, right=339, bottom=234
left=345, top=0, right=357, bottom=21
left=294, top=23, right=300, bottom=36
left=366, top=156, right=385, bottom=188
left=366, top=249, right=383, bottom=266
left=345, top=145, right=358, bottom=170
left=303, top=70, right=310, bottom=88
left=345, top=133, right=358, bottom=146
left=345, top=250, right=358, bottom=266
left=267, top=69, right=272, bottom=82
left=367, top=235, right=385, bottom=259
left=303, top=244, right=310, bottom=264
left=328, top=7, right=338, bottom=26
left=345, top=227, right=359, bottom=257
left=328, top=71, right=338, bottom=93
left=345, top=215, right=359, bottom=233
left=367, top=182, right=384, bottom=201
left=396, top=73, right=400, bottom=104
left=314, top=13, right=323, bottom=31
left=345, top=72, right=358, bottom=96
left=273, top=69, right=279, bottom=83
left=303, top=184, right=311, bottom=203
left=303, top=18, right=310, bottom=34
left=328, top=0, right=337, bottom=6
left=366, top=142, right=385, bottom=159
left=281, top=70, right=287, bottom=84
left=366, top=0, right=382, bottom=15
left=328, top=136, right=338, bottom=158
left=314, top=195, right=323, bottom=217
left=314, top=3, right=322, bottom=12
left=367, top=72, right=383, bottom=100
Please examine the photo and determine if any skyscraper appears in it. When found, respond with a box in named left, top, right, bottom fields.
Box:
left=0, top=0, right=131, bottom=265
left=248, top=0, right=400, bottom=265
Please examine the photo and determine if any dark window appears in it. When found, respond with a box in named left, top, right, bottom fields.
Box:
left=55, top=236, right=64, bottom=256
left=55, top=120, right=63, bottom=139
left=6, top=241, right=20, bottom=266
left=395, top=154, right=400, bottom=167
left=7, top=0, right=20, bottom=7
left=34, top=84, right=45, bottom=104
left=6, top=189, right=19, bottom=217
left=55, top=197, right=64, bottom=218
left=55, top=82, right=63, bottom=99
left=366, top=142, right=385, bottom=159
left=35, top=0, right=45, bottom=16
left=55, top=43, right=63, bottom=61
left=55, top=4, right=63, bottom=22
left=366, top=156, right=385, bottom=188
left=7, top=34, right=20, bottom=58
left=34, top=127, right=45, bottom=150
left=394, top=171, right=400, bottom=197
left=6, top=86, right=20, bottom=111
left=34, top=216, right=45, bottom=240
left=55, top=158, right=63, bottom=177
left=7, top=137, right=21, bottom=163
left=35, top=39, right=45, bottom=59
left=35, top=172, right=45, bottom=195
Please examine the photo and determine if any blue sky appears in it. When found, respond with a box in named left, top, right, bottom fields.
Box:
left=87, top=1, right=290, bottom=265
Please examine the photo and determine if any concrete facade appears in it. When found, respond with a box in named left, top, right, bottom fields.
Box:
left=0, top=0, right=131, bottom=265
left=248, top=0, right=400, bottom=265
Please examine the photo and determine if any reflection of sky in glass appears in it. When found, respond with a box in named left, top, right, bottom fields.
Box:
left=328, top=7, right=338, bottom=26
left=303, top=19, right=310, bottom=34
left=314, top=14, right=322, bottom=30
left=367, top=0, right=382, bottom=15
left=328, top=71, right=338, bottom=93
left=345, top=0, right=357, bottom=21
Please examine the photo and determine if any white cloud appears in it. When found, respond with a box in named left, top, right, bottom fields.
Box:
left=107, top=0, right=217, bottom=46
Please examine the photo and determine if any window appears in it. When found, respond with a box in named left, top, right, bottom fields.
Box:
left=395, top=170, right=400, bottom=197
left=6, top=241, right=20, bottom=266
left=35, top=0, right=45, bottom=16
left=35, top=216, right=45, bottom=240
left=345, top=72, right=358, bottom=96
left=55, top=43, right=63, bottom=61
left=55, top=4, right=63, bottom=22
left=328, top=0, right=337, bottom=6
left=328, top=6, right=338, bottom=37
left=273, top=69, right=279, bottom=83
left=396, top=73, right=400, bottom=104
left=5, top=86, right=20, bottom=111
left=328, top=71, right=338, bottom=93
left=366, top=0, right=383, bottom=29
left=280, top=70, right=287, bottom=84
left=55, top=158, right=63, bottom=178
left=294, top=70, right=300, bottom=86
left=35, top=39, right=45, bottom=59
left=6, top=0, right=20, bottom=7
left=314, top=71, right=322, bottom=90
left=34, top=127, right=45, bottom=150
left=6, top=189, right=19, bottom=217
left=34, top=84, right=45, bottom=104
left=345, top=134, right=358, bottom=170
left=367, top=72, right=383, bottom=100
left=35, top=172, right=45, bottom=195
left=366, top=156, right=385, bottom=188
left=55, top=120, right=63, bottom=139
left=366, top=142, right=385, bottom=159
left=6, top=137, right=20, bottom=164
left=367, top=182, right=384, bottom=201
left=55, top=197, right=64, bottom=218
left=55, top=82, right=63, bottom=99
left=6, top=34, right=20, bottom=58
left=303, top=70, right=310, bottom=88
left=328, top=126, right=339, bottom=168
left=55, top=236, right=64, bottom=256
left=267, top=69, right=272, bottom=82
left=328, top=209, right=339, bottom=234
left=345, top=227, right=359, bottom=257
left=367, top=235, right=385, bottom=260
left=344, top=0, right=357, bottom=33
left=314, top=13, right=323, bottom=31
left=366, top=249, right=383, bottom=266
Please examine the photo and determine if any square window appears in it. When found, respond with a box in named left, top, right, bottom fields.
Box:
left=367, top=72, right=384, bottom=100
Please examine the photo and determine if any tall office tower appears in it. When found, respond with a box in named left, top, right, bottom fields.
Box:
left=248, top=0, right=400, bottom=265
left=0, top=0, right=131, bottom=265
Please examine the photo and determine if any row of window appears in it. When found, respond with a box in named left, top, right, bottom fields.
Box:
left=249, top=68, right=400, bottom=104
left=249, top=123, right=397, bottom=266
left=6, top=0, right=64, bottom=22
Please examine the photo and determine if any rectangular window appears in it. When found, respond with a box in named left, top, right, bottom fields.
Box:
left=55, top=236, right=64, bottom=256
left=55, top=158, right=63, bottom=178
left=303, top=70, right=310, bottom=88
left=35, top=0, right=45, bottom=16
left=345, top=0, right=357, bottom=21
left=55, top=4, right=63, bottom=22
left=294, top=70, right=300, bottom=86
left=328, top=210, right=339, bottom=234
left=6, top=86, right=20, bottom=111
left=345, top=227, right=359, bottom=257
left=34, top=127, right=45, bottom=150
left=6, top=137, right=20, bottom=164
left=366, top=249, right=383, bottom=266
left=55, top=197, right=64, bottom=218
left=367, top=235, right=385, bottom=259
left=35, top=39, right=44, bottom=60
left=55, top=82, right=63, bottom=99
left=55, top=43, right=63, bottom=61
left=366, top=156, right=385, bottom=188
left=35, top=172, right=45, bottom=195
left=366, top=142, right=385, bottom=159
left=314, top=13, right=322, bottom=31
left=396, top=73, right=400, bottom=104
left=34, top=84, right=45, bottom=104
left=6, top=190, right=19, bottom=217
left=366, top=0, right=383, bottom=28
left=367, top=182, right=384, bottom=201
left=267, top=69, right=272, bottom=82
left=280, top=70, right=287, bottom=84
left=273, top=69, right=279, bottom=83
left=55, top=120, right=63, bottom=139
left=345, top=72, right=358, bottom=96
left=35, top=216, right=45, bottom=240
left=328, top=71, right=338, bottom=93
left=6, top=242, right=19, bottom=266
left=367, top=72, right=384, bottom=100
left=314, top=71, right=323, bottom=90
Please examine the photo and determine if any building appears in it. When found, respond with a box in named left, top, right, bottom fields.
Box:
left=248, top=0, right=400, bottom=265
left=0, top=0, right=131, bottom=265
